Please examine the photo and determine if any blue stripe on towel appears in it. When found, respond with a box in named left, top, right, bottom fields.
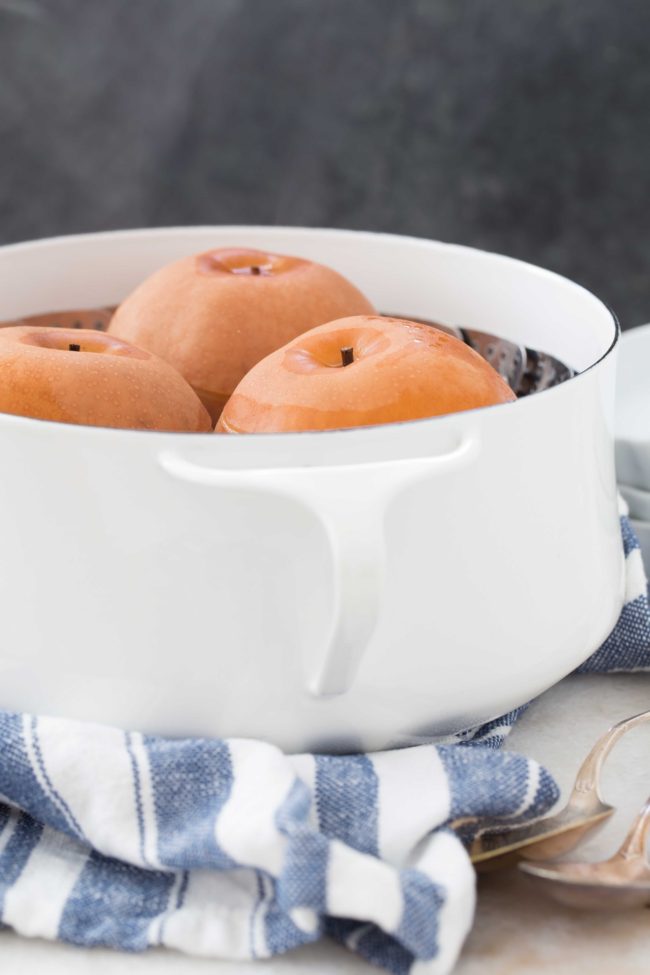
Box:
left=176, top=869, right=189, bottom=909
left=352, top=923, right=413, bottom=975
left=395, top=869, right=444, bottom=959
left=325, top=917, right=363, bottom=949
left=459, top=705, right=528, bottom=748
left=577, top=593, right=650, bottom=672
left=437, top=747, right=556, bottom=821
left=326, top=917, right=415, bottom=974
left=143, top=736, right=235, bottom=870
left=528, top=765, right=558, bottom=818
left=276, top=830, right=329, bottom=912
left=266, top=896, right=320, bottom=956
left=0, top=812, right=43, bottom=917
left=314, top=755, right=378, bottom=854
left=58, top=852, right=174, bottom=950
left=622, top=515, right=640, bottom=556
left=0, top=713, right=71, bottom=837
left=275, top=779, right=329, bottom=913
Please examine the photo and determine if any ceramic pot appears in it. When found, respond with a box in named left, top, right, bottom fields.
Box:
left=0, top=227, right=622, bottom=751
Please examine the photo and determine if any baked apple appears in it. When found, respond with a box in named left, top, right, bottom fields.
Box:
left=216, top=315, right=516, bottom=433
left=0, top=326, right=211, bottom=431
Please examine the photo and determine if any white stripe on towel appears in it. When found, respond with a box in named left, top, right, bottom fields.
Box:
left=216, top=740, right=295, bottom=876
left=326, top=839, right=403, bottom=933
left=147, top=869, right=185, bottom=946
left=410, top=831, right=475, bottom=975
left=288, top=753, right=318, bottom=828
left=161, top=868, right=261, bottom=959
left=372, top=745, right=451, bottom=865
left=34, top=717, right=142, bottom=865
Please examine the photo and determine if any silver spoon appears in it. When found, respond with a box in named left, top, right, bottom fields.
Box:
left=457, top=325, right=575, bottom=395
left=462, top=709, right=650, bottom=870
left=519, top=796, right=650, bottom=909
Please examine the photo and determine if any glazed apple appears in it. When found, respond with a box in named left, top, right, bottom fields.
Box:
left=216, top=315, right=516, bottom=433
left=0, top=326, right=211, bottom=431
left=108, top=248, right=375, bottom=422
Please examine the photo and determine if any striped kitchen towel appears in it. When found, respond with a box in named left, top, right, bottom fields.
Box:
left=0, top=514, right=648, bottom=975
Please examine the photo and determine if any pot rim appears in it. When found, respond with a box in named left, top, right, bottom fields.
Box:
left=0, top=225, right=620, bottom=442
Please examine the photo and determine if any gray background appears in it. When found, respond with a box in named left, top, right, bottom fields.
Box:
left=1, top=0, right=648, bottom=327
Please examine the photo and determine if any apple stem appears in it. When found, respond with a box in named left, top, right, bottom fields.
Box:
left=341, top=346, right=354, bottom=367
left=68, top=343, right=81, bottom=352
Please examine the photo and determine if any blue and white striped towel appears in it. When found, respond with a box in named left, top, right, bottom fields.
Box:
left=0, top=515, right=649, bottom=975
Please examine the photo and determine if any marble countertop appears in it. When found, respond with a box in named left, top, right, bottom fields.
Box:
left=3, top=673, right=650, bottom=974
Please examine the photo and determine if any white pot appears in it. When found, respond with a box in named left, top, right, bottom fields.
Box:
left=0, top=227, right=622, bottom=752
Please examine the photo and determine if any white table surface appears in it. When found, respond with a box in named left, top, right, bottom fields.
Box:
left=2, top=673, right=650, bottom=974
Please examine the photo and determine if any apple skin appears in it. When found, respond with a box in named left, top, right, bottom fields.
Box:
left=108, top=247, right=375, bottom=422
left=0, top=326, right=212, bottom=431
left=216, top=315, right=516, bottom=434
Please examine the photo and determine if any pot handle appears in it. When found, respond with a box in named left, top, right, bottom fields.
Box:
left=159, top=434, right=479, bottom=697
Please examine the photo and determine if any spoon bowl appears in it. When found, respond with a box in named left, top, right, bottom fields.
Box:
left=520, top=797, right=650, bottom=910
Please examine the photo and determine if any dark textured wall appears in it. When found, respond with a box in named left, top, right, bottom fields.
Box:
left=1, top=0, right=649, bottom=326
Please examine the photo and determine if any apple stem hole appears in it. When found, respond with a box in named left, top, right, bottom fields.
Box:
left=341, top=346, right=354, bottom=367
left=250, top=265, right=261, bottom=276
left=68, top=343, right=81, bottom=352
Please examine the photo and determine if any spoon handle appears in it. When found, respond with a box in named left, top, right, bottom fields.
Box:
left=570, top=710, right=650, bottom=807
